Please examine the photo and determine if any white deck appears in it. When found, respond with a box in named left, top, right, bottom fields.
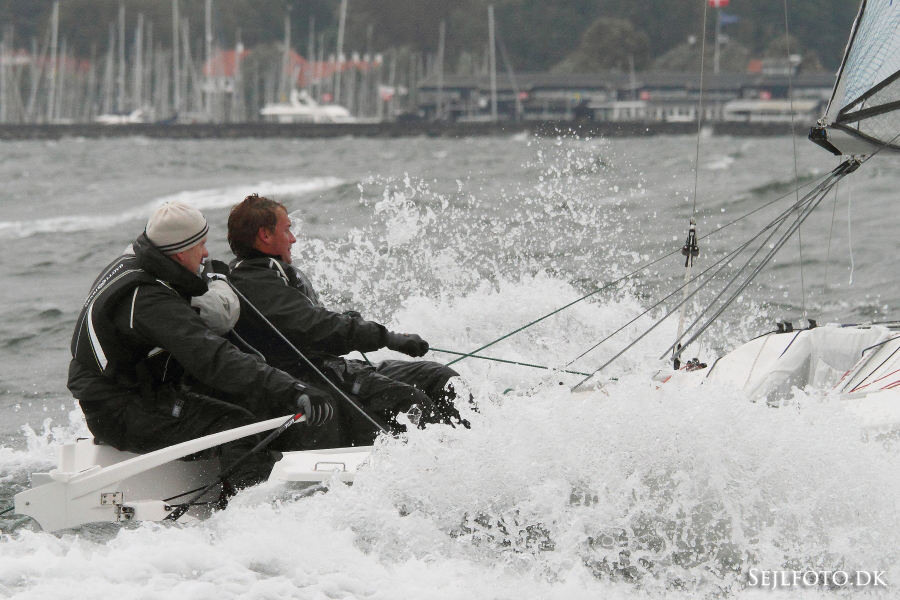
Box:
left=15, top=415, right=373, bottom=532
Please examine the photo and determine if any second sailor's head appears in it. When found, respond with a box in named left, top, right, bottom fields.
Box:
left=227, top=194, right=295, bottom=264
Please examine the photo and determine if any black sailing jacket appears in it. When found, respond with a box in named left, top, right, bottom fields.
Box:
left=67, top=234, right=298, bottom=416
left=228, top=252, right=387, bottom=373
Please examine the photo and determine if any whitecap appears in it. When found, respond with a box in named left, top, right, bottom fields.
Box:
left=0, top=177, right=344, bottom=239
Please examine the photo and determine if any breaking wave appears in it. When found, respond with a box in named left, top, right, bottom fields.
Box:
left=0, top=177, right=343, bottom=239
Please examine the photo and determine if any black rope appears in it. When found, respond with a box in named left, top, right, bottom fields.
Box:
left=164, top=485, right=210, bottom=503
left=227, top=282, right=389, bottom=435
left=166, top=413, right=304, bottom=522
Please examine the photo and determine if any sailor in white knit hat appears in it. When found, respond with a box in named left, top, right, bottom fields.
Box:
left=66, top=200, right=334, bottom=494
left=144, top=199, right=238, bottom=333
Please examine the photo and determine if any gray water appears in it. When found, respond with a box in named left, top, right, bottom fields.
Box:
left=1, top=134, right=898, bottom=598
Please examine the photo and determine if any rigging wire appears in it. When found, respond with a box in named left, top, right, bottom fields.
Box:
left=662, top=165, right=853, bottom=363
left=664, top=166, right=854, bottom=357
left=822, top=175, right=841, bottom=291
left=443, top=170, right=835, bottom=368
left=430, top=348, right=590, bottom=377
left=691, top=0, right=711, bottom=216
left=577, top=171, right=840, bottom=371
left=674, top=0, right=712, bottom=366
left=847, top=175, right=855, bottom=285
left=782, top=0, right=808, bottom=322
left=566, top=233, right=760, bottom=382
left=568, top=165, right=852, bottom=389
left=443, top=251, right=680, bottom=367
left=557, top=95, right=900, bottom=383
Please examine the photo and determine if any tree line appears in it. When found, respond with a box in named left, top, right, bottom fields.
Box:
left=0, top=0, right=858, bottom=73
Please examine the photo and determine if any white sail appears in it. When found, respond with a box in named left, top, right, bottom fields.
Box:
left=814, top=0, right=900, bottom=155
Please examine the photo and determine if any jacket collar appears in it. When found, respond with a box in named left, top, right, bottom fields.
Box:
left=230, top=249, right=299, bottom=288
left=133, top=233, right=209, bottom=298
left=234, top=248, right=285, bottom=262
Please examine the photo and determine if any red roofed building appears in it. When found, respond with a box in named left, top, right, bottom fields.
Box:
left=203, top=48, right=383, bottom=92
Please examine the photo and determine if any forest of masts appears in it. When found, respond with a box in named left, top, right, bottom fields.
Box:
left=0, top=0, right=478, bottom=124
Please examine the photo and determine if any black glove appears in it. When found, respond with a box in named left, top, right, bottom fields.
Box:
left=202, top=259, right=230, bottom=281
left=385, top=332, right=429, bottom=357
left=294, top=383, right=335, bottom=426
left=343, top=310, right=363, bottom=319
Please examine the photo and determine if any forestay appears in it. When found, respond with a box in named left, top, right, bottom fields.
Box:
left=815, top=0, right=900, bottom=155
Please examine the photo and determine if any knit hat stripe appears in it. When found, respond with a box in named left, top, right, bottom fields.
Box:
left=154, top=222, right=209, bottom=254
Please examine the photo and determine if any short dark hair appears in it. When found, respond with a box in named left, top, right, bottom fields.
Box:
left=227, top=194, right=286, bottom=258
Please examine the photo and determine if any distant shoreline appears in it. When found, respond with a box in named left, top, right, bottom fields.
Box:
left=0, top=121, right=808, bottom=140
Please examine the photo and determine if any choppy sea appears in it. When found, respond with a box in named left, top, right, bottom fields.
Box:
left=1, top=133, right=899, bottom=598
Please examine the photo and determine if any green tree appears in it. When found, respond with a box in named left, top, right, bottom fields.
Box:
left=594, top=0, right=702, bottom=59
left=552, top=17, right=650, bottom=73
left=0, top=0, right=863, bottom=73
left=650, top=40, right=750, bottom=73
left=492, top=0, right=601, bottom=72
left=347, top=0, right=474, bottom=52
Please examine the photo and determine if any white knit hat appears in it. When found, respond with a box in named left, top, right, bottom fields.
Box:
left=146, top=201, right=209, bottom=255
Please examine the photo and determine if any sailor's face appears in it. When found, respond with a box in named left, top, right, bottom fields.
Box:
left=270, top=209, right=296, bottom=264
left=173, top=238, right=209, bottom=275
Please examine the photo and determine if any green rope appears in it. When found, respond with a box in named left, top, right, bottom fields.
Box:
left=432, top=347, right=590, bottom=377
left=0, top=506, right=15, bottom=516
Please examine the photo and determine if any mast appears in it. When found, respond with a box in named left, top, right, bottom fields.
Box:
left=102, top=23, right=115, bottom=115
left=316, top=32, right=325, bottom=102
left=436, top=19, right=445, bottom=121
left=134, top=13, right=144, bottom=111
left=334, top=0, right=348, bottom=104
left=232, top=31, right=244, bottom=122
left=0, top=26, right=7, bottom=124
left=47, top=1, right=59, bottom=122
left=280, top=11, right=291, bottom=100
left=145, top=20, right=153, bottom=114
left=172, top=0, right=180, bottom=116
left=388, top=49, right=397, bottom=119
left=118, top=2, right=125, bottom=112
left=307, top=17, right=315, bottom=92
left=56, top=37, right=66, bottom=120
left=205, top=0, right=212, bottom=118
left=83, top=43, right=97, bottom=122
left=488, top=4, right=498, bottom=121
left=713, top=6, right=722, bottom=75
left=363, top=24, right=373, bottom=117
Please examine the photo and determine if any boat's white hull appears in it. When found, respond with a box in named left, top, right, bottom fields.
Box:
left=664, top=323, right=900, bottom=432
left=14, top=415, right=373, bottom=532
